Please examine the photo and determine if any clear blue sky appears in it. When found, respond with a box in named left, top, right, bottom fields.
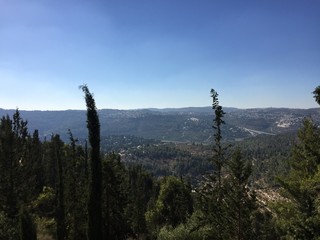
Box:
left=0, top=0, right=319, bottom=110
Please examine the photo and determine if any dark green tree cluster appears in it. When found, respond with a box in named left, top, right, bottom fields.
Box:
left=2, top=85, right=320, bottom=240
left=145, top=176, right=193, bottom=237
left=0, top=110, right=39, bottom=239
left=270, top=85, right=320, bottom=239
left=125, top=165, right=154, bottom=238
left=273, top=119, right=320, bottom=238
left=0, top=87, right=158, bottom=239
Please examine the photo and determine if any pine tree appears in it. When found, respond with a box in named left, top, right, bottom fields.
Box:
left=197, top=89, right=228, bottom=239
left=197, top=89, right=258, bottom=239
left=80, top=85, right=103, bottom=240
left=210, top=89, right=226, bottom=192
left=274, top=118, right=320, bottom=239
left=224, top=148, right=256, bottom=240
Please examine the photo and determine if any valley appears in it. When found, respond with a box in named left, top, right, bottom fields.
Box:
left=0, top=107, right=318, bottom=143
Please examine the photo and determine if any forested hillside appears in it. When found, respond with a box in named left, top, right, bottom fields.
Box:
left=108, top=132, right=294, bottom=187
left=0, top=107, right=319, bottom=143
left=1, top=86, right=320, bottom=239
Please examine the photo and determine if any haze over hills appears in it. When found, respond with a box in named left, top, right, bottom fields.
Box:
left=0, top=107, right=319, bottom=143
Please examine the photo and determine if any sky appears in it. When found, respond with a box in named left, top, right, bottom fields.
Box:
left=0, top=0, right=319, bottom=110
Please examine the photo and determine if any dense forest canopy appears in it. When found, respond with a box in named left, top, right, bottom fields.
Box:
left=0, top=86, right=320, bottom=239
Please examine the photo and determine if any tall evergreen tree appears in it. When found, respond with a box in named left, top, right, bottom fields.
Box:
left=210, top=88, right=226, bottom=193
left=52, top=134, right=67, bottom=240
left=102, top=153, right=129, bottom=240
left=0, top=111, right=28, bottom=218
left=29, top=130, right=44, bottom=199
left=196, top=89, right=259, bottom=239
left=274, top=118, right=320, bottom=239
left=80, top=85, right=103, bottom=240
left=66, top=130, right=78, bottom=239
left=224, top=148, right=256, bottom=240
left=65, top=130, right=87, bottom=240
left=0, top=115, right=18, bottom=218
left=313, top=85, right=320, bottom=105
left=197, top=89, right=228, bottom=239
left=126, top=165, right=154, bottom=238
left=0, top=115, right=20, bottom=238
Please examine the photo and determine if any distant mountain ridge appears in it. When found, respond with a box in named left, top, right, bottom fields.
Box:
left=0, top=107, right=319, bottom=142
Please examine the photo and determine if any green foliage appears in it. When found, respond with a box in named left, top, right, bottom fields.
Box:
left=0, top=111, right=30, bottom=238
left=106, top=132, right=293, bottom=187
left=25, top=130, right=45, bottom=201
left=196, top=90, right=259, bottom=239
left=196, top=150, right=258, bottom=239
left=0, top=112, right=27, bottom=218
left=19, top=207, right=37, bottom=240
left=102, top=153, right=129, bottom=239
left=157, top=225, right=202, bottom=240
left=157, top=210, right=215, bottom=240
left=210, top=89, right=226, bottom=189
left=273, top=118, right=320, bottom=239
left=81, top=85, right=103, bottom=240
left=64, top=130, right=88, bottom=240
left=3, top=87, right=320, bottom=239
left=124, top=142, right=212, bottom=178
left=223, top=149, right=257, bottom=239
left=146, top=176, right=193, bottom=237
left=50, top=134, right=67, bottom=240
left=196, top=89, right=229, bottom=239
left=313, top=85, right=320, bottom=105
left=251, top=209, right=279, bottom=240
left=32, top=186, right=55, bottom=218
left=235, top=132, right=293, bottom=187
left=125, top=165, right=154, bottom=237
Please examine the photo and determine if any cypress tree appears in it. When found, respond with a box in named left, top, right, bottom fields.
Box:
left=80, top=85, right=102, bottom=240
left=52, top=134, right=66, bottom=240
left=29, top=130, right=44, bottom=199
left=313, top=85, right=320, bottom=105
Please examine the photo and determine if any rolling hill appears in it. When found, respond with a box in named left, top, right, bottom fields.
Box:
left=0, top=107, right=319, bottom=142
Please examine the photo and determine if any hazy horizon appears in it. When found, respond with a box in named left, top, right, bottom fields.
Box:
left=0, top=105, right=319, bottom=112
